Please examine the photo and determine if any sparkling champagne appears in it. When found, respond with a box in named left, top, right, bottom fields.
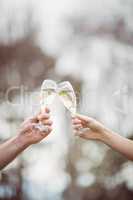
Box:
left=58, top=81, right=77, bottom=115
left=59, top=90, right=76, bottom=114
left=40, top=88, right=56, bottom=110
left=40, top=80, right=57, bottom=110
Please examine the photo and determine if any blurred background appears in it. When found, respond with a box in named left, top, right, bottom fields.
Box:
left=0, top=0, right=133, bottom=199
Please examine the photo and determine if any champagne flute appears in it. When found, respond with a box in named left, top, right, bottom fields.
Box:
left=58, top=81, right=77, bottom=116
left=58, top=81, right=87, bottom=134
left=58, top=81, right=80, bottom=145
left=40, top=79, right=57, bottom=111
left=36, top=79, right=57, bottom=132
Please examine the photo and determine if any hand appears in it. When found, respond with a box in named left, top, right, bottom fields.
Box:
left=19, top=108, right=53, bottom=145
left=72, top=114, right=108, bottom=141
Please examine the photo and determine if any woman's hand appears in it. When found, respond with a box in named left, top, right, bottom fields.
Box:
left=19, top=107, right=53, bottom=145
left=72, top=114, right=108, bottom=141
left=72, top=113, right=133, bottom=161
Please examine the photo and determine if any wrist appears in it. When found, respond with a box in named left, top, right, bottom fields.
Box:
left=100, top=128, right=114, bottom=144
left=12, top=135, right=30, bottom=151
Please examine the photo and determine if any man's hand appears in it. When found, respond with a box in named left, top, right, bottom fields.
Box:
left=19, top=107, right=53, bottom=145
left=0, top=107, right=53, bottom=170
left=72, top=114, right=108, bottom=141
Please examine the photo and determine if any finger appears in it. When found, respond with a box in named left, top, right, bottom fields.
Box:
left=37, top=113, right=50, bottom=121
left=35, top=129, right=49, bottom=138
left=28, top=108, right=50, bottom=123
left=40, top=127, right=52, bottom=136
left=41, top=120, right=53, bottom=126
left=45, top=107, right=50, bottom=113
left=73, top=124, right=83, bottom=130
left=24, top=116, right=38, bottom=124
left=72, top=118, right=81, bottom=125
left=75, top=114, right=92, bottom=124
left=41, top=107, right=50, bottom=114
left=74, top=130, right=85, bottom=138
left=34, top=123, right=52, bottom=132
left=74, top=130, right=81, bottom=137
left=47, top=126, right=52, bottom=132
left=76, top=113, right=89, bottom=121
